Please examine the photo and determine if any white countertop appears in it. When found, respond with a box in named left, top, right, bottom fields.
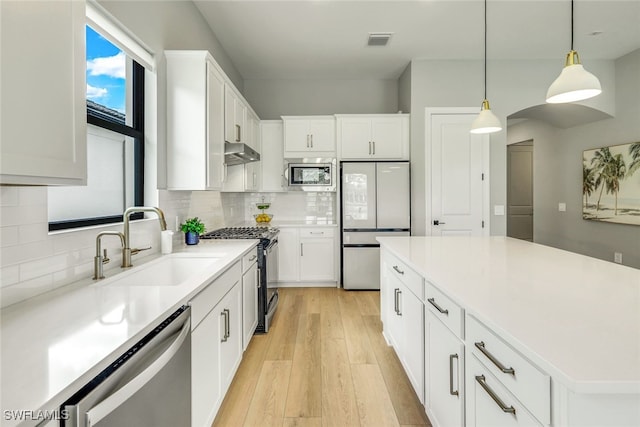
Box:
left=377, top=236, right=640, bottom=394
left=0, top=240, right=256, bottom=427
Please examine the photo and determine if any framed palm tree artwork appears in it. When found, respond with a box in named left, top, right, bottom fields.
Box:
left=583, top=141, right=640, bottom=225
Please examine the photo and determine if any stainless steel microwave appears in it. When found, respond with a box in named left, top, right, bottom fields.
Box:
left=283, top=158, right=336, bottom=191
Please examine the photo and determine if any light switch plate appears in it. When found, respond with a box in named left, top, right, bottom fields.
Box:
left=558, top=203, right=566, bottom=212
left=494, top=205, right=505, bottom=216
left=614, top=252, right=623, bottom=264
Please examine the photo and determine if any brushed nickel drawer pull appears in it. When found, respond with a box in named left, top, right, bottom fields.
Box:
left=428, top=297, right=449, bottom=315
left=449, top=354, right=459, bottom=396
left=224, top=308, right=230, bottom=339
left=249, top=254, right=257, bottom=262
left=392, top=265, right=404, bottom=275
left=393, top=288, right=399, bottom=314
left=475, top=375, right=516, bottom=414
left=475, top=341, right=515, bottom=375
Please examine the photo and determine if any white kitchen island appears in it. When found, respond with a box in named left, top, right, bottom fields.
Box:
left=378, top=236, right=640, bottom=427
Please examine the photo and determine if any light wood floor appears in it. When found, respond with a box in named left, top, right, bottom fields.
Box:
left=213, top=287, right=431, bottom=427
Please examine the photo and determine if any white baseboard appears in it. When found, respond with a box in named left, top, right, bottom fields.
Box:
left=276, top=281, right=338, bottom=288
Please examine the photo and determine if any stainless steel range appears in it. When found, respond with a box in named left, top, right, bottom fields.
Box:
left=200, top=227, right=279, bottom=333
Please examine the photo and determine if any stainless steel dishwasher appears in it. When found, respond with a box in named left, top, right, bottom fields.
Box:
left=62, top=306, right=191, bottom=427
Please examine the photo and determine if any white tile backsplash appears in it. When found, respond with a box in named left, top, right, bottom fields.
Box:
left=0, top=185, right=331, bottom=308
left=245, top=192, right=336, bottom=223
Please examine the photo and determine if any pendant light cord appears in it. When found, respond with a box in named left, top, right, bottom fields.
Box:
left=484, top=0, right=487, bottom=100
left=570, top=0, right=574, bottom=50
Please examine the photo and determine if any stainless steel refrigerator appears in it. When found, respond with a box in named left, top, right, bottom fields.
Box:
left=341, top=161, right=410, bottom=289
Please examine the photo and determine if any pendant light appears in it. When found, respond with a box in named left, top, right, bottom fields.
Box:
left=470, top=0, right=502, bottom=134
left=546, top=0, right=601, bottom=103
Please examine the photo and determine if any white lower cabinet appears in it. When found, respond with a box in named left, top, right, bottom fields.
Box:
left=277, top=227, right=337, bottom=284
left=190, top=260, right=244, bottom=427
left=426, top=310, right=464, bottom=427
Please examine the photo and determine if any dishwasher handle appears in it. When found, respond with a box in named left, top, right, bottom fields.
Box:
left=85, top=316, right=191, bottom=426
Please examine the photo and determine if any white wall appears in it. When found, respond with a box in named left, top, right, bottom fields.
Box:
left=409, top=57, right=616, bottom=237
left=507, top=49, right=640, bottom=268
left=398, top=64, right=411, bottom=114
left=243, top=79, right=398, bottom=119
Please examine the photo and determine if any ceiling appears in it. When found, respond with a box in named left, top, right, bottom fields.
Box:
left=194, top=0, right=640, bottom=80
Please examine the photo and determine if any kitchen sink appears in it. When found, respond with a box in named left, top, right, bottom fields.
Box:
left=107, top=255, right=223, bottom=287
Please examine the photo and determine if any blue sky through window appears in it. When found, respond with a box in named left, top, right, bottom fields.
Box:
left=86, top=26, right=126, bottom=113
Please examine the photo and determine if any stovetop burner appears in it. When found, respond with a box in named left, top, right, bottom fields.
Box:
left=200, top=226, right=279, bottom=241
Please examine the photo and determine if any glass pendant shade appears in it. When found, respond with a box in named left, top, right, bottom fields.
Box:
left=470, top=100, right=502, bottom=134
left=546, top=50, right=602, bottom=103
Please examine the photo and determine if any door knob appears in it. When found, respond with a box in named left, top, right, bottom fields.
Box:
left=433, top=220, right=446, bottom=225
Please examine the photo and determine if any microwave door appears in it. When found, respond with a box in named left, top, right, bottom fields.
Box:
left=341, top=162, right=377, bottom=229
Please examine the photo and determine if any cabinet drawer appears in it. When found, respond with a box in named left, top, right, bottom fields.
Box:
left=299, top=227, right=335, bottom=238
left=467, top=315, right=550, bottom=425
left=385, top=252, right=423, bottom=300
left=242, top=250, right=258, bottom=273
left=190, top=261, right=241, bottom=330
left=425, top=281, right=464, bottom=339
left=467, top=354, right=543, bottom=427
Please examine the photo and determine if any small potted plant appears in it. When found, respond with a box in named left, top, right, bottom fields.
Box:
left=180, top=217, right=205, bottom=245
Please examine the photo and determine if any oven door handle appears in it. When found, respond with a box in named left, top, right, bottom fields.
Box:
left=84, top=317, right=191, bottom=426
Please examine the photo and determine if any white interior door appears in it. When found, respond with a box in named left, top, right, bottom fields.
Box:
left=430, top=113, right=487, bottom=236
left=342, top=162, right=377, bottom=229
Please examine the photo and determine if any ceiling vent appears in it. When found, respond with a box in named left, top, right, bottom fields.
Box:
left=367, top=32, right=393, bottom=47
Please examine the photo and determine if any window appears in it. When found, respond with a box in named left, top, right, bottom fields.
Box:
left=48, top=25, right=145, bottom=231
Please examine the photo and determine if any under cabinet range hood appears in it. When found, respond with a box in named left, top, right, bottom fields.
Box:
left=224, top=143, right=260, bottom=165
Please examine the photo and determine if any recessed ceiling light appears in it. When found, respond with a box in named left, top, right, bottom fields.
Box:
left=367, top=32, right=393, bottom=47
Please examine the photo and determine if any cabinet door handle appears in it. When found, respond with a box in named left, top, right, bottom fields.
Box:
left=300, top=242, right=304, bottom=256
left=449, top=354, right=459, bottom=396
left=256, top=267, right=261, bottom=288
left=368, top=141, right=372, bottom=155
left=236, top=124, right=241, bottom=142
left=474, top=342, right=515, bottom=375
left=249, top=254, right=257, bottom=262
left=220, top=310, right=229, bottom=342
left=395, top=289, right=402, bottom=316
left=428, top=297, right=449, bottom=315
left=309, top=231, right=324, bottom=235
left=306, top=134, right=310, bottom=148
left=393, top=288, right=399, bottom=314
left=373, top=141, right=376, bottom=155
left=224, top=308, right=230, bottom=340
left=475, top=375, right=516, bottom=414
left=392, top=265, right=404, bottom=275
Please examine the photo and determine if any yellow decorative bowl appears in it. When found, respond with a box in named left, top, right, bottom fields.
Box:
left=254, top=213, right=273, bottom=224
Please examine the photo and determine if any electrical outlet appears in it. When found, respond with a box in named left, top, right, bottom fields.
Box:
left=558, top=202, right=566, bottom=212
left=614, top=252, right=623, bottom=264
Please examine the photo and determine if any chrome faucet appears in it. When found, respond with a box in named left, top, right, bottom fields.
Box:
left=122, top=206, right=167, bottom=268
left=94, top=231, right=125, bottom=280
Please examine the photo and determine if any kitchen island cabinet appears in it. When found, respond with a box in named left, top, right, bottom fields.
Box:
left=378, top=236, right=640, bottom=427
left=1, top=0, right=86, bottom=185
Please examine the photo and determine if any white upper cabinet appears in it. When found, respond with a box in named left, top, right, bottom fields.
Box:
left=1, top=1, right=87, bottom=185
left=225, top=86, right=247, bottom=145
left=166, top=51, right=225, bottom=190
left=259, top=121, right=285, bottom=192
left=282, top=116, right=336, bottom=157
left=337, top=114, right=410, bottom=160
